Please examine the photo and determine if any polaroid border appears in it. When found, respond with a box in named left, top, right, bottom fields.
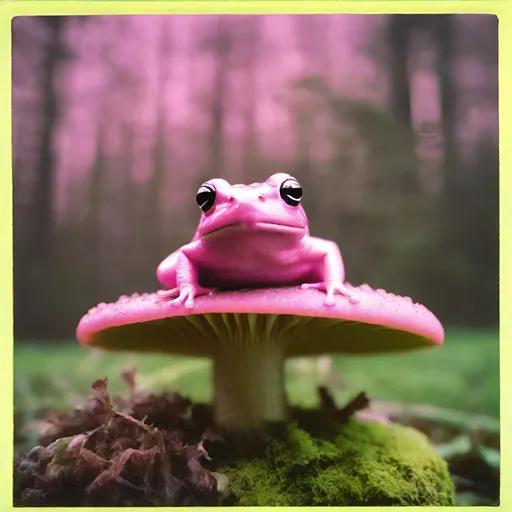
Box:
left=1, top=1, right=508, bottom=511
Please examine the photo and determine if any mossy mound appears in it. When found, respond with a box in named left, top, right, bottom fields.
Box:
left=220, top=421, right=455, bottom=506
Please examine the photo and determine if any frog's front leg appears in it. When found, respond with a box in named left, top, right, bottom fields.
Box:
left=300, top=238, right=360, bottom=306
left=156, top=247, right=215, bottom=309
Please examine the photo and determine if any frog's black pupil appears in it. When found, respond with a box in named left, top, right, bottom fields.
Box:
left=196, top=184, right=216, bottom=212
left=280, top=179, right=302, bottom=206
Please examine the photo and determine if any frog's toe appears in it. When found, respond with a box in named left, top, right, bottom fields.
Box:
left=195, top=285, right=216, bottom=297
left=184, top=296, right=195, bottom=309
left=157, top=288, right=179, bottom=299
left=169, top=296, right=184, bottom=307
left=323, top=295, right=337, bottom=306
left=301, top=282, right=324, bottom=290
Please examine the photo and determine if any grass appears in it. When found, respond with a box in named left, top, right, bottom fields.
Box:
left=14, top=328, right=499, bottom=419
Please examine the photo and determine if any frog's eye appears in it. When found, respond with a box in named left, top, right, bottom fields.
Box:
left=279, top=178, right=302, bottom=207
left=196, top=183, right=216, bottom=213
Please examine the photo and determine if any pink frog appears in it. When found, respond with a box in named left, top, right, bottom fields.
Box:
left=157, top=173, right=360, bottom=308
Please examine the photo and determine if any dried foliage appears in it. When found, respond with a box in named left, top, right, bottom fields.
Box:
left=14, top=371, right=225, bottom=507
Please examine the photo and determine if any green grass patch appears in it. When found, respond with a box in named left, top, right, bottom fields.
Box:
left=326, top=329, right=499, bottom=418
left=14, top=328, right=499, bottom=419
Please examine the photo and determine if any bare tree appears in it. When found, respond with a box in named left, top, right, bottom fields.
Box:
left=434, top=15, right=463, bottom=311
left=31, top=18, right=67, bottom=262
left=435, top=15, right=459, bottom=209
left=241, top=17, right=260, bottom=183
left=85, top=117, right=106, bottom=299
left=387, top=15, right=419, bottom=193
left=18, top=17, right=70, bottom=337
left=388, top=16, right=414, bottom=134
left=209, top=17, right=232, bottom=178
left=146, top=18, right=173, bottom=254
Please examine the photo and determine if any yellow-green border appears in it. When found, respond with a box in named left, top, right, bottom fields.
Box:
left=1, top=1, right=507, bottom=511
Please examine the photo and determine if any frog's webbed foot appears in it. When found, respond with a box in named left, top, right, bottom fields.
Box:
left=157, top=285, right=216, bottom=309
left=300, top=280, right=360, bottom=306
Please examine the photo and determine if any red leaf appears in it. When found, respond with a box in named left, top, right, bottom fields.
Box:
left=91, top=377, right=108, bottom=394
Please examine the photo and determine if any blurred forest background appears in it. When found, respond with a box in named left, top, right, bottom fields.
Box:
left=12, top=14, right=498, bottom=340
left=12, top=16, right=500, bottom=503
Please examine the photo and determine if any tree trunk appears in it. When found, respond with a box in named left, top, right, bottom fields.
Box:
left=242, top=17, right=260, bottom=183
left=209, top=17, right=231, bottom=178
left=86, top=118, right=106, bottom=301
left=387, top=15, right=418, bottom=193
left=435, top=15, right=462, bottom=314
left=146, top=18, right=172, bottom=257
left=436, top=15, right=458, bottom=207
left=24, top=17, right=65, bottom=337
left=388, top=15, right=414, bottom=132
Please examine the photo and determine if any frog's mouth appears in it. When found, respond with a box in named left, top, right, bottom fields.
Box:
left=202, top=222, right=305, bottom=237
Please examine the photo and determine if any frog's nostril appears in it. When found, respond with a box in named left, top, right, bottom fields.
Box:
left=258, top=194, right=266, bottom=202
left=227, top=196, right=236, bottom=204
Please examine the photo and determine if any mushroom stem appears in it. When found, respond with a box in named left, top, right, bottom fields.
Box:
left=212, top=341, right=287, bottom=429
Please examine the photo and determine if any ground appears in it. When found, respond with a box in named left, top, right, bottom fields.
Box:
left=14, top=328, right=499, bottom=506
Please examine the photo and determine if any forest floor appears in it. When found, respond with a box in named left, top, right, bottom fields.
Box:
left=15, top=328, right=499, bottom=418
left=14, top=328, right=500, bottom=506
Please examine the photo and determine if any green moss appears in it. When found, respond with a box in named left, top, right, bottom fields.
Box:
left=220, top=420, right=455, bottom=506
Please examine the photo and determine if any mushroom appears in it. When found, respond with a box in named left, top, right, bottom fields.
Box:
left=77, top=284, right=444, bottom=430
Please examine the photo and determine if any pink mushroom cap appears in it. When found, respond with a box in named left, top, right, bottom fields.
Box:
left=76, top=284, right=444, bottom=357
